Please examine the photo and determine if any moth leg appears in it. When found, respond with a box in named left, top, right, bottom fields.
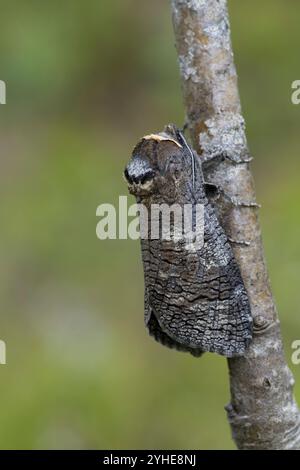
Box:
left=225, top=194, right=261, bottom=209
left=228, top=237, right=251, bottom=247
left=202, top=152, right=253, bottom=165
left=204, top=182, right=260, bottom=208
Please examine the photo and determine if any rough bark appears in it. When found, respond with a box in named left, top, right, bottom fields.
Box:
left=171, top=0, right=300, bottom=449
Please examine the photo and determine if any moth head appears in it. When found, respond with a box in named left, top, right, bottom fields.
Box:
left=124, top=124, right=195, bottom=200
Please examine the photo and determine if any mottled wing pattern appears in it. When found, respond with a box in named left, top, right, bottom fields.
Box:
left=143, top=202, right=252, bottom=357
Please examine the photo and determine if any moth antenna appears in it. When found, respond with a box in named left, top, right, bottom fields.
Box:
left=175, top=129, right=195, bottom=188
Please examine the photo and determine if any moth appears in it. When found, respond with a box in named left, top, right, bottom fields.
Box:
left=124, top=124, right=252, bottom=357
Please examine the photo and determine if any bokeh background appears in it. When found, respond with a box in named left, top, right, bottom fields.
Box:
left=1, top=0, right=300, bottom=450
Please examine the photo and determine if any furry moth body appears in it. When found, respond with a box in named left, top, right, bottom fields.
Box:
left=124, top=124, right=252, bottom=357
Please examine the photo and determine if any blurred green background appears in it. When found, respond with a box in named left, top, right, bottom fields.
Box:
left=0, top=0, right=300, bottom=450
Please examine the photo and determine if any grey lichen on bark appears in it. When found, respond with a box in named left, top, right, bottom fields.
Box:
left=171, top=0, right=300, bottom=449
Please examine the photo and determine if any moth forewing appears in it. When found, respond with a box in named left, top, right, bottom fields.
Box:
left=124, top=125, right=253, bottom=357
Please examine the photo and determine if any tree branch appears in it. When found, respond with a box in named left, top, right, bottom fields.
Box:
left=171, top=0, right=300, bottom=449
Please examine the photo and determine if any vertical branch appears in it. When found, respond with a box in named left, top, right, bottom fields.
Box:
left=171, top=0, right=300, bottom=449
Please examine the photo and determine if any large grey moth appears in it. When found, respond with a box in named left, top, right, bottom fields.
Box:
left=124, top=124, right=252, bottom=357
